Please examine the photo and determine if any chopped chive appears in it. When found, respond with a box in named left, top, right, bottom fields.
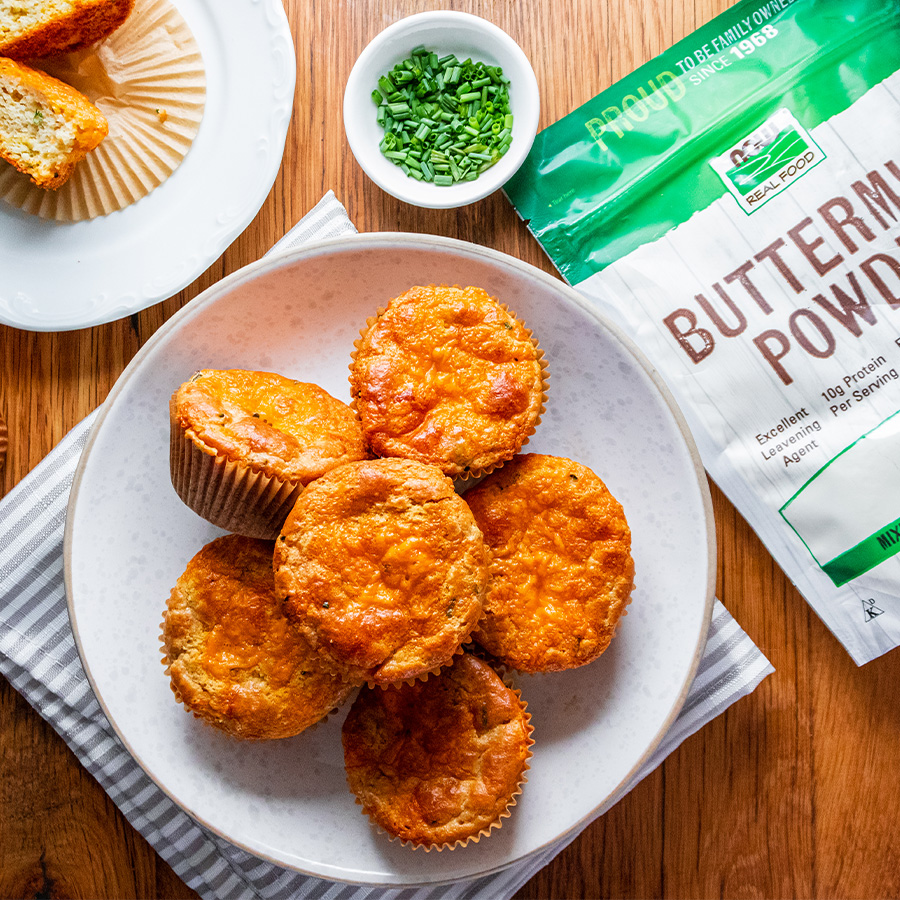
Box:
left=374, top=47, right=514, bottom=185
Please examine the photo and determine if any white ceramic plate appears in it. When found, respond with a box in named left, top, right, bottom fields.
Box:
left=64, top=234, right=715, bottom=886
left=0, top=0, right=295, bottom=332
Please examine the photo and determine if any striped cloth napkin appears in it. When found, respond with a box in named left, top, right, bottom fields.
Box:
left=0, top=192, right=773, bottom=900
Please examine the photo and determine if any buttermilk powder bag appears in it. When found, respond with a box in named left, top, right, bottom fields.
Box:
left=505, top=0, right=900, bottom=664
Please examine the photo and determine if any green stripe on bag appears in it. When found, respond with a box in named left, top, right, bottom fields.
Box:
left=822, top=517, right=900, bottom=587
left=504, top=0, right=900, bottom=285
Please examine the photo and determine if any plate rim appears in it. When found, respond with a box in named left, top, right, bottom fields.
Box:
left=0, top=0, right=296, bottom=333
left=63, top=232, right=717, bottom=886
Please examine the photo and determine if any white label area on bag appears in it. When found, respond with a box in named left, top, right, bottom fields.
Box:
left=780, top=411, right=900, bottom=585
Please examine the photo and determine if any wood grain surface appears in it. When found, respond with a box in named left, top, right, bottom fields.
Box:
left=3, top=1, right=900, bottom=898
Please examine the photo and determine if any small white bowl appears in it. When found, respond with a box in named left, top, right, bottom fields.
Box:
left=343, top=11, right=540, bottom=209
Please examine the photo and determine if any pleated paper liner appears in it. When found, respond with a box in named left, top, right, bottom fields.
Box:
left=0, top=0, right=205, bottom=220
left=0, top=412, right=7, bottom=472
left=170, top=422, right=303, bottom=540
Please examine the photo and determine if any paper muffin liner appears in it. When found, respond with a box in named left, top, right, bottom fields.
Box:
left=349, top=290, right=549, bottom=482
left=354, top=678, right=534, bottom=851
left=0, top=0, right=205, bottom=219
left=170, top=421, right=303, bottom=540
left=0, top=413, right=7, bottom=471
left=159, top=618, right=354, bottom=741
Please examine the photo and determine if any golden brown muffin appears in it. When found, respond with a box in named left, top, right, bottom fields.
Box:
left=465, top=453, right=635, bottom=672
left=170, top=369, right=367, bottom=540
left=162, top=534, right=353, bottom=740
left=342, top=652, right=532, bottom=848
left=0, top=56, right=107, bottom=189
left=0, top=0, right=134, bottom=59
left=273, top=457, right=489, bottom=686
left=350, top=284, right=546, bottom=478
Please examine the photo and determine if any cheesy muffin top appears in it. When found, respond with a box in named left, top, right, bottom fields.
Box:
left=170, top=369, right=366, bottom=486
left=162, top=534, right=353, bottom=739
left=350, top=285, right=545, bottom=477
left=273, top=457, right=489, bottom=686
left=465, top=453, right=634, bottom=672
left=342, top=652, right=532, bottom=848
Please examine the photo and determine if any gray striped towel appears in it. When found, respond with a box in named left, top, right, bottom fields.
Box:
left=0, top=191, right=773, bottom=900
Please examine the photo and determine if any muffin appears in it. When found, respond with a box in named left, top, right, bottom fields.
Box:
left=464, top=453, right=635, bottom=672
left=350, top=284, right=547, bottom=478
left=161, top=534, right=353, bottom=739
left=0, top=0, right=134, bottom=60
left=273, top=457, right=489, bottom=686
left=170, top=369, right=367, bottom=539
left=342, top=652, right=532, bottom=848
left=0, top=57, right=108, bottom=189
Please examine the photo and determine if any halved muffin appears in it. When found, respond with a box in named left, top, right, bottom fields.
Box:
left=0, top=0, right=134, bottom=59
left=0, top=57, right=108, bottom=189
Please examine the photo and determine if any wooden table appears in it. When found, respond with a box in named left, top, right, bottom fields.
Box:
left=3, top=1, right=900, bottom=897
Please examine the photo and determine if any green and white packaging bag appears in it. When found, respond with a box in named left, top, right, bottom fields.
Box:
left=505, top=0, right=900, bottom=664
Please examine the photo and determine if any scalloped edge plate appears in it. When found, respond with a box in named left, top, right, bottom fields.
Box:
left=0, top=0, right=295, bottom=332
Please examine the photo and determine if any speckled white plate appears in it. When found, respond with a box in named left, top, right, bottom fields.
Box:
left=0, top=0, right=295, bottom=332
left=64, top=234, right=715, bottom=886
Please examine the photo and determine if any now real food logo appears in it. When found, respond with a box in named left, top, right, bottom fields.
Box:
left=710, top=109, right=825, bottom=214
